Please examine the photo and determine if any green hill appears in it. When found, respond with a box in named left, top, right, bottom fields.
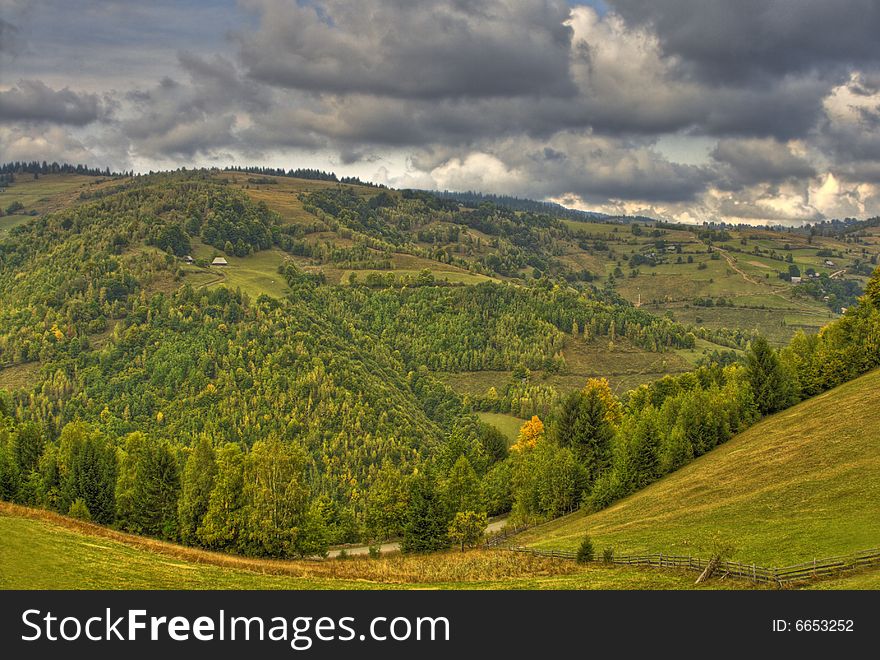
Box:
left=517, top=367, right=880, bottom=567
left=0, top=503, right=751, bottom=590
left=1, top=167, right=877, bottom=576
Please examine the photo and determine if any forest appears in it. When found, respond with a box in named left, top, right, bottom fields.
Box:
left=1, top=168, right=879, bottom=559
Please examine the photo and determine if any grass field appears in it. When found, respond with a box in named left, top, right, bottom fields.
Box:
left=0, top=174, right=101, bottom=233
left=341, top=268, right=495, bottom=286
left=555, top=219, right=856, bottom=343
left=0, top=504, right=754, bottom=590
left=0, top=362, right=42, bottom=391
left=438, top=336, right=696, bottom=401
left=517, top=368, right=880, bottom=567
left=181, top=243, right=292, bottom=299
left=477, top=412, right=524, bottom=443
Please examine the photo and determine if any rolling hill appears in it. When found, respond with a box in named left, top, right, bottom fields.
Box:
left=0, top=503, right=751, bottom=590
left=1, top=165, right=878, bottom=581
left=516, top=367, right=880, bottom=568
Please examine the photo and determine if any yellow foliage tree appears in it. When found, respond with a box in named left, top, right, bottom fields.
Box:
left=582, top=378, right=622, bottom=426
left=512, top=415, right=544, bottom=451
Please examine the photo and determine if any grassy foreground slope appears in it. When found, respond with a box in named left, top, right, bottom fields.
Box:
left=519, top=368, right=880, bottom=566
left=0, top=504, right=750, bottom=590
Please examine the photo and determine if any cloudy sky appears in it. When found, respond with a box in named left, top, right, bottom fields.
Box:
left=2, top=0, right=880, bottom=224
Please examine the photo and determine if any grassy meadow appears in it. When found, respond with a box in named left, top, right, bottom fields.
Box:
left=516, top=368, right=880, bottom=567
left=0, top=173, right=101, bottom=233
left=476, top=412, right=523, bottom=444
left=0, top=504, right=754, bottom=590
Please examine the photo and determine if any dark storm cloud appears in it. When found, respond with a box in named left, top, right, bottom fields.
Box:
left=117, top=51, right=272, bottom=159
left=532, top=144, right=715, bottom=203
left=0, top=80, right=104, bottom=125
left=3, top=0, right=880, bottom=221
left=0, top=18, right=22, bottom=55
left=236, top=0, right=576, bottom=99
left=608, top=0, right=880, bottom=83
left=711, top=139, right=817, bottom=190
left=418, top=133, right=717, bottom=205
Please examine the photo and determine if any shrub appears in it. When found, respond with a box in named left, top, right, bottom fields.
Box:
left=368, top=545, right=381, bottom=559
left=337, top=549, right=349, bottom=560
left=68, top=498, right=92, bottom=521
left=576, top=534, right=594, bottom=564
left=602, top=547, right=614, bottom=564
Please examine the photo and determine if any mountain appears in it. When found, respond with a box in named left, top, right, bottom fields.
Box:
left=1, top=166, right=878, bottom=568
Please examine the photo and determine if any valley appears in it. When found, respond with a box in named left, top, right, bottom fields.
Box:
left=1, top=165, right=878, bottom=590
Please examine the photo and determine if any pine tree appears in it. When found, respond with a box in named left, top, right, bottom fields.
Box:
left=552, top=390, right=583, bottom=447
left=68, top=498, right=92, bottom=521
left=12, top=422, right=44, bottom=477
left=631, top=409, right=661, bottom=486
left=573, top=385, right=615, bottom=488
left=58, top=422, right=117, bottom=525
left=115, top=433, right=180, bottom=539
left=401, top=474, right=450, bottom=553
left=0, top=428, right=19, bottom=501
left=745, top=336, right=797, bottom=414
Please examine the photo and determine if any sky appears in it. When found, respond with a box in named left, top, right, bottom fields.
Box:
left=2, top=1, right=880, bottom=225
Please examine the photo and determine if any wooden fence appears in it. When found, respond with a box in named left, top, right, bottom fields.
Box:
left=485, top=524, right=534, bottom=548
left=500, top=545, right=880, bottom=586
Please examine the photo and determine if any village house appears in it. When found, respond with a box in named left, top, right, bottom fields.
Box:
left=211, top=256, right=229, bottom=266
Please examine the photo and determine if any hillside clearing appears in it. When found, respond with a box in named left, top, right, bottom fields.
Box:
left=517, top=368, right=880, bottom=566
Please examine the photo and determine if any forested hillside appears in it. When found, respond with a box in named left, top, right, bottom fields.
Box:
left=0, top=170, right=719, bottom=554
left=1, top=167, right=878, bottom=561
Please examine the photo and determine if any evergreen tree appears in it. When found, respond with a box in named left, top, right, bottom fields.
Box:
left=68, top=498, right=92, bottom=521
left=0, top=428, right=18, bottom=501
left=178, top=435, right=217, bottom=545
left=12, top=422, right=44, bottom=477
left=478, top=422, right=508, bottom=463
left=552, top=390, right=584, bottom=446
left=630, top=408, right=661, bottom=486
left=35, top=444, right=61, bottom=510
left=481, top=459, right=513, bottom=516
left=58, top=422, right=117, bottom=525
left=572, top=384, right=615, bottom=488
left=115, top=433, right=180, bottom=539
left=745, top=337, right=797, bottom=414
left=576, top=534, right=595, bottom=563
left=401, top=474, right=450, bottom=553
